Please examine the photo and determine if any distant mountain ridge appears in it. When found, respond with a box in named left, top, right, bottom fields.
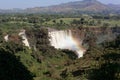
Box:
left=108, top=4, right=120, bottom=10
left=0, top=0, right=120, bottom=14
left=24, top=0, right=110, bottom=13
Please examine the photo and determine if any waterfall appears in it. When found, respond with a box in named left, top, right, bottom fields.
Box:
left=4, top=35, right=9, bottom=42
left=19, top=30, right=30, bottom=49
left=49, top=30, right=85, bottom=58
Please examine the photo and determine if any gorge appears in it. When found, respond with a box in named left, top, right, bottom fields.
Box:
left=3, top=27, right=120, bottom=59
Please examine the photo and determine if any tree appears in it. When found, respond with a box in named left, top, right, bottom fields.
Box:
left=87, top=35, right=120, bottom=80
left=0, top=47, right=34, bottom=80
left=80, top=18, right=85, bottom=25
left=60, top=19, right=63, bottom=24
left=53, top=20, right=56, bottom=24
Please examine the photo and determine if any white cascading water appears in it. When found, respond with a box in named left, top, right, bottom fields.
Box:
left=49, top=30, right=85, bottom=58
left=4, top=35, right=9, bottom=42
left=19, top=30, right=30, bottom=49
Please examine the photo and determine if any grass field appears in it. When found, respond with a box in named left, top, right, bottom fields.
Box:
left=43, top=17, right=120, bottom=27
left=102, top=20, right=120, bottom=26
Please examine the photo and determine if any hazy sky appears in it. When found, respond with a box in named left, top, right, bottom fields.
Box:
left=0, top=0, right=120, bottom=9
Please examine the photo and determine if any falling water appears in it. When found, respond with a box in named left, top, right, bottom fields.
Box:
left=19, top=30, right=30, bottom=49
left=49, top=30, right=85, bottom=58
left=4, top=35, right=9, bottom=42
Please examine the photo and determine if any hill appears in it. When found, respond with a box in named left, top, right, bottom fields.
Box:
left=24, top=0, right=110, bottom=14
left=0, top=0, right=120, bottom=14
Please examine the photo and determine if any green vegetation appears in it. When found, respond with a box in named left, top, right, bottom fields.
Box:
left=0, top=14, right=120, bottom=31
left=0, top=14, right=120, bottom=80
